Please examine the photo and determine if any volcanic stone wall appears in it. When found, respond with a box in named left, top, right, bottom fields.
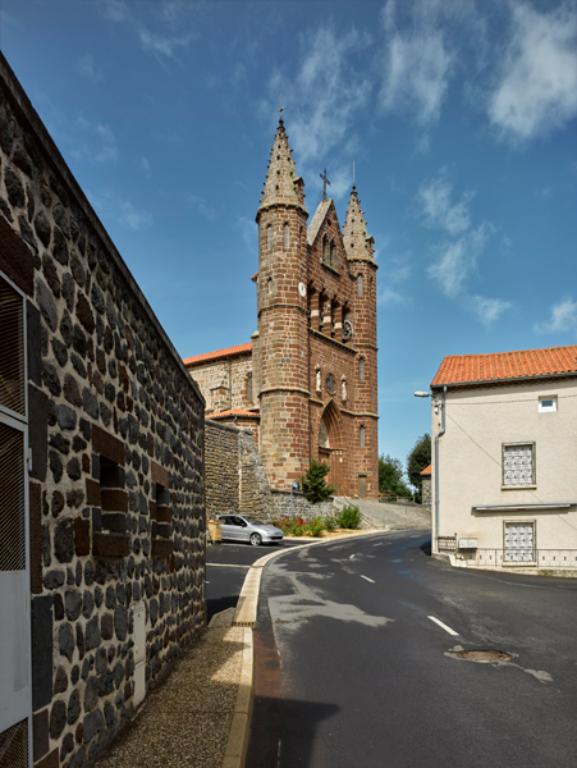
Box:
left=204, top=420, right=239, bottom=517
left=0, top=55, right=205, bottom=768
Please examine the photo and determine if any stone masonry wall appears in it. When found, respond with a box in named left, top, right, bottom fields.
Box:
left=0, top=55, right=205, bottom=768
left=238, top=430, right=272, bottom=518
left=205, top=420, right=239, bottom=517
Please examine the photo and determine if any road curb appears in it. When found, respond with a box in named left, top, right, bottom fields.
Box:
left=221, top=529, right=390, bottom=768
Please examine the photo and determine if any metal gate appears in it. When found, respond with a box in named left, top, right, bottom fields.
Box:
left=0, top=273, right=31, bottom=766
left=504, top=521, right=535, bottom=563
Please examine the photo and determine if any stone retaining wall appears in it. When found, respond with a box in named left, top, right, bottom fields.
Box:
left=269, top=490, right=335, bottom=520
left=205, top=420, right=239, bottom=517
left=0, top=54, right=205, bottom=768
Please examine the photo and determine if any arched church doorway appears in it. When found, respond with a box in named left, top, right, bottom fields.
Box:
left=318, top=401, right=343, bottom=493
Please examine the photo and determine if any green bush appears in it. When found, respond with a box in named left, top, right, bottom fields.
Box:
left=336, top=505, right=361, bottom=529
left=301, top=460, right=335, bottom=503
left=305, top=516, right=325, bottom=537
left=323, top=515, right=337, bottom=532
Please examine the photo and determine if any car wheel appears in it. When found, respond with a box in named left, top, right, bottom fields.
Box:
left=250, top=533, right=262, bottom=547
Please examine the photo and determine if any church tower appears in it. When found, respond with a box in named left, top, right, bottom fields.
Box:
left=253, top=118, right=310, bottom=491
left=343, top=185, right=378, bottom=497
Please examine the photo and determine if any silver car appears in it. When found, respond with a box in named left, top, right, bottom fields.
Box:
left=217, top=514, right=284, bottom=546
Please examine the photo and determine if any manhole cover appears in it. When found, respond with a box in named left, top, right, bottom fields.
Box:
left=448, top=649, right=513, bottom=664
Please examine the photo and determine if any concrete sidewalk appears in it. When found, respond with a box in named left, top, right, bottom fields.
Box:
left=95, top=609, right=251, bottom=768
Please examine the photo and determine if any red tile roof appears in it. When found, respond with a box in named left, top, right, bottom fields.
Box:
left=420, top=464, right=432, bottom=477
left=208, top=408, right=259, bottom=420
left=432, top=344, right=577, bottom=388
left=183, top=342, right=252, bottom=367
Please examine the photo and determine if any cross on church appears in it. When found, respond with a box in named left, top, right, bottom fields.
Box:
left=320, top=168, right=331, bottom=200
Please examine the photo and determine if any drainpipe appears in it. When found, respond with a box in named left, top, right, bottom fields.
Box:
left=433, top=386, right=447, bottom=552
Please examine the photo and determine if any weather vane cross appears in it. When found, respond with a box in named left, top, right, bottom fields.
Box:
left=320, top=168, right=331, bottom=200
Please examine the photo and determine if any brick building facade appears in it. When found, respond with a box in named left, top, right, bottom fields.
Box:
left=0, top=54, right=205, bottom=767
left=185, top=119, right=378, bottom=498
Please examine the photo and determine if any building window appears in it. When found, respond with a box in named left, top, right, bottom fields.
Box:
left=538, top=396, right=557, bottom=413
left=322, top=235, right=329, bottom=264
left=315, top=366, right=321, bottom=393
left=356, top=275, right=364, bottom=297
left=358, top=357, right=366, bottom=381
left=246, top=372, right=253, bottom=404
left=359, top=425, right=366, bottom=448
left=502, top=443, right=535, bottom=487
left=266, top=224, right=273, bottom=251
left=340, top=377, right=347, bottom=402
left=283, top=222, right=290, bottom=249
left=0, top=275, right=26, bottom=573
left=330, top=240, right=336, bottom=267
left=504, top=521, right=536, bottom=563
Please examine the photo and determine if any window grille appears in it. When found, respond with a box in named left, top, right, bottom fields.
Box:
left=502, top=443, right=535, bottom=486
left=0, top=423, right=25, bottom=571
left=0, top=719, right=28, bottom=768
left=0, top=278, right=25, bottom=416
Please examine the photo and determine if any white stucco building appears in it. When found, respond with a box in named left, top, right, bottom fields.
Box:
left=430, top=344, right=577, bottom=572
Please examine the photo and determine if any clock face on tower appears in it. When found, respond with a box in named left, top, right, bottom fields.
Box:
left=325, top=373, right=336, bottom=395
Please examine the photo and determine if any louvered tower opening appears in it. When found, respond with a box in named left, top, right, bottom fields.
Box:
left=0, top=278, right=25, bottom=415
left=0, top=720, right=28, bottom=768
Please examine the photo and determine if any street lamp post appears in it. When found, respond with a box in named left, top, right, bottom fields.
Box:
left=414, top=387, right=446, bottom=552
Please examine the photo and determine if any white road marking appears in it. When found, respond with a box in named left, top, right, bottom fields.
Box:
left=349, top=554, right=358, bottom=560
left=428, top=615, right=459, bottom=636
left=360, top=574, right=376, bottom=584
left=206, top=563, right=250, bottom=569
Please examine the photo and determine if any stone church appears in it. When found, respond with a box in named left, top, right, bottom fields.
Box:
left=185, top=118, right=378, bottom=498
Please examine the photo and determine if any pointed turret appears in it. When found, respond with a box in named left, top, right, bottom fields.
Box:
left=343, top=185, right=374, bottom=262
left=258, top=118, right=306, bottom=215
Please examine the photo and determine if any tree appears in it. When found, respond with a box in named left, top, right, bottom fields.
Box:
left=407, top=434, right=431, bottom=502
left=378, top=455, right=411, bottom=499
left=301, top=460, right=335, bottom=503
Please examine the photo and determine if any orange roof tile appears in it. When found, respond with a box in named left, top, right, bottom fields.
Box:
left=183, top=342, right=252, bottom=367
left=209, top=408, right=259, bottom=420
left=432, top=344, right=577, bottom=388
left=420, top=464, right=432, bottom=476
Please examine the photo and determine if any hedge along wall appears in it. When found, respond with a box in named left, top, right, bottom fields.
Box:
left=0, top=54, right=206, bottom=768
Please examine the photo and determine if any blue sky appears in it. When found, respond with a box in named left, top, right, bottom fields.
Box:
left=1, top=0, right=576, bottom=473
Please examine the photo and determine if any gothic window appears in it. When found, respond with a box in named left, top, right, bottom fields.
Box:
left=356, top=275, right=364, bottom=297
left=358, top=357, right=366, bottom=381
left=283, top=222, right=290, bottom=249
left=322, top=235, right=329, bottom=264
left=319, top=417, right=330, bottom=449
left=266, top=224, right=273, bottom=251
left=330, top=240, right=336, bottom=267
left=325, top=373, right=336, bottom=395
left=246, top=372, right=253, bottom=404
left=267, top=277, right=273, bottom=295
left=359, top=425, right=366, bottom=448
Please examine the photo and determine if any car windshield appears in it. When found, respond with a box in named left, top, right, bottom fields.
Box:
left=242, top=517, right=260, bottom=524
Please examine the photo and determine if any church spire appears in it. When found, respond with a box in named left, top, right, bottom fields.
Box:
left=343, top=185, right=374, bottom=262
left=258, top=117, right=306, bottom=214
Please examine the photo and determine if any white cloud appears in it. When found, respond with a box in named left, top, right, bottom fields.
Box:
left=535, top=297, right=577, bottom=334
left=100, top=0, right=128, bottom=23
left=117, top=200, right=152, bottom=231
left=418, top=170, right=472, bottom=235
left=489, top=2, right=577, bottom=141
left=89, top=189, right=151, bottom=232
left=140, top=156, right=151, bottom=177
left=378, top=287, right=412, bottom=307
left=139, top=28, right=195, bottom=61
left=77, top=53, right=102, bottom=83
left=428, top=222, right=493, bottom=298
left=380, top=0, right=454, bottom=124
left=266, top=25, right=371, bottom=176
left=237, top=216, right=257, bottom=252
left=188, top=194, right=216, bottom=221
left=470, top=295, right=513, bottom=325
left=70, top=117, right=118, bottom=164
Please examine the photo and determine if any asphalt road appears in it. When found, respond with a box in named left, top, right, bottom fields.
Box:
left=205, top=541, right=299, bottom=619
left=247, top=530, right=577, bottom=768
